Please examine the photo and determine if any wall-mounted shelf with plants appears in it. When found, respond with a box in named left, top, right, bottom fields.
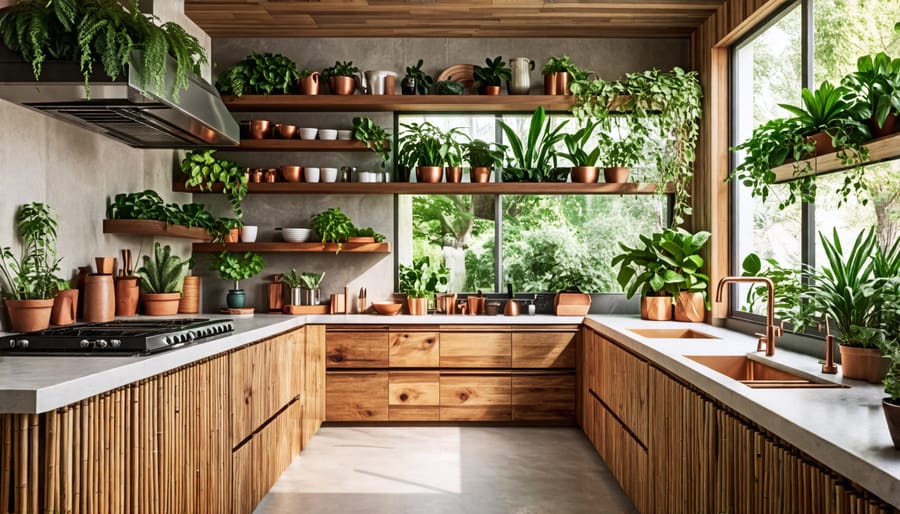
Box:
left=104, top=190, right=237, bottom=242
left=770, top=130, right=900, bottom=182
left=191, top=242, right=391, bottom=253
left=174, top=181, right=672, bottom=195
left=221, top=95, right=577, bottom=113
left=221, top=139, right=376, bottom=152
left=102, top=219, right=213, bottom=241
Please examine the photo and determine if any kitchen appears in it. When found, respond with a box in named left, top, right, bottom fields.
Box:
left=1, top=0, right=900, bottom=513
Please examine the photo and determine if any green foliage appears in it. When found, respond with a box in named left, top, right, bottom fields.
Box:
left=842, top=52, right=900, bottom=129
left=0, top=0, right=206, bottom=101
left=352, top=117, right=391, bottom=167
left=135, top=243, right=188, bottom=294
left=0, top=202, right=65, bottom=300
left=105, top=189, right=238, bottom=242
left=499, top=106, right=569, bottom=182
left=299, top=271, right=325, bottom=290
left=215, top=52, right=300, bottom=96
left=398, top=256, right=448, bottom=298
left=740, top=252, right=807, bottom=322
left=435, top=79, right=464, bottom=95
left=473, top=56, right=512, bottom=88
left=311, top=207, right=355, bottom=252
left=180, top=149, right=248, bottom=219
left=872, top=277, right=900, bottom=399
left=562, top=120, right=601, bottom=167
left=398, top=122, right=455, bottom=168
left=209, top=251, right=264, bottom=286
left=322, top=60, right=360, bottom=81
left=351, top=227, right=386, bottom=242
left=503, top=225, right=608, bottom=293
left=403, top=59, right=433, bottom=94
left=463, top=139, right=506, bottom=168
left=598, top=132, right=643, bottom=168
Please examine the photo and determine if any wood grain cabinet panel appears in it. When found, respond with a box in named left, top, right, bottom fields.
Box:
left=389, top=331, right=440, bottom=367
left=326, top=371, right=389, bottom=421
left=326, top=331, right=389, bottom=368
left=439, top=332, right=511, bottom=368
left=303, top=325, right=326, bottom=448
left=389, top=371, right=440, bottom=421
left=439, top=373, right=511, bottom=421
left=593, top=334, right=649, bottom=445
left=511, top=331, right=576, bottom=368
left=511, top=373, right=575, bottom=421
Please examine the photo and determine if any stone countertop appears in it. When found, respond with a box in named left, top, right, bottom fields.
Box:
left=582, top=315, right=900, bottom=509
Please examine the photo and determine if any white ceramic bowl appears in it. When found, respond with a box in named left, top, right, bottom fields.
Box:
left=337, top=129, right=352, bottom=140
left=318, top=129, right=338, bottom=140
left=304, top=167, right=320, bottom=183
left=281, top=228, right=311, bottom=243
left=321, top=167, right=339, bottom=183
left=298, top=128, right=318, bottom=140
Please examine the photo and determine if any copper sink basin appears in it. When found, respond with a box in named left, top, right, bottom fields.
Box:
left=629, top=328, right=719, bottom=339
left=686, top=355, right=848, bottom=388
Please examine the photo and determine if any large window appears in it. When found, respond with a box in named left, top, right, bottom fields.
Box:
left=398, top=114, right=667, bottom=294
left=730, top=1, right=900, bottom=320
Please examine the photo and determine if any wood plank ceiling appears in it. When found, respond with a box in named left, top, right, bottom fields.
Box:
left=184, top=0, right=726, bottom=38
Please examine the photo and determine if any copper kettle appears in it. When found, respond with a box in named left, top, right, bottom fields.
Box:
left=503, top=284, right=520, bottom=316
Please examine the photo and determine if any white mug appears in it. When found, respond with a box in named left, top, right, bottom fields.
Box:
left=322, top=167, right=339, bottom=183
left=305, top=167, right=320, bottom=183
left=240, top=225, right=258, bottom=242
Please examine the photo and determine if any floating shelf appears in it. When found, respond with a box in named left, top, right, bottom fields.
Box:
left=174, top=181, right=671, bottom=195
left=192, top=242, right=391, bottom=253
left=219, top=139, right=375, bottom=152
left=222, top=94, right=577, bottom=113
left=772, top=131, right=900, bottom=183
left=102, top=219, right=213, bottom=241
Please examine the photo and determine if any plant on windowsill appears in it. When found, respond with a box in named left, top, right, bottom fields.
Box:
left=135, top=243, right=189, bottom=316
left=180, top=149, right=248, bottom=219
left=842, top=52, right=900, bottom=138
left=352, top=117, right=391, bottom=168
left=561, top=120, right=601, bottom=183
left=463, top=139, right=506, bottom=183
left=473, top=56, right=511, bottom=95
left=209, top=250, right=264, bottom=310
left=498, top=106, right=570, bottom=182
left=871, top=277, right=900, bottom=449
left=0, top=0, right=206, bottom=101
left=441, top=127, right=470, bottom=183
left=398, top=122, right=449, bottom=183
left=398, top=256, right=449, bottom=315
left=215, top=52, right=301, bottom=96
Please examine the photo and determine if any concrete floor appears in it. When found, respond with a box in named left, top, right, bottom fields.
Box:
left=253, top=426, right=638, bottom=514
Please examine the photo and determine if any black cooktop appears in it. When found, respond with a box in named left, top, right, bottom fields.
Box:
left=1, top=318, right=234, bottom=355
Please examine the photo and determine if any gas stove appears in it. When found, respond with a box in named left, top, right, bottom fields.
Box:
left=1, top=318, right=234, bottom=355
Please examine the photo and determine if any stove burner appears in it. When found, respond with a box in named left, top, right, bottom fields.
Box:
left=1, top=318, right=234, bottom=355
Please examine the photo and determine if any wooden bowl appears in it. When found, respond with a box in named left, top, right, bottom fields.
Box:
left=372, top=302, right=403, bottom=316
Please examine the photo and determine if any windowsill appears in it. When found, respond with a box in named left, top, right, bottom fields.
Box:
left=723, top=314, right=832, bottom=361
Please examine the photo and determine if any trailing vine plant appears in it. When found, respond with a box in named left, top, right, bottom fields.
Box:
left=180, top=149, right=248, bottom=219
left=0, top=0, right=206, bottom=101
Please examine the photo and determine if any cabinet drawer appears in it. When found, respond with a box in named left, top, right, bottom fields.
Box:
left=326, top=371, right=388, bottom=421
left=389, top=331, right=440, bottom=367
left=511, top=331, right=576, bottom=368
left=389, top=371, right=440, bottom=421
left=326, top=331, right=389, bottom=368
left=439, top=373, right=511, bottom=421
left=511, top=373, right=575, bottom=421
left=440, top=332, right=511, bottom=368
left=596, top=334, right=649, bottom=444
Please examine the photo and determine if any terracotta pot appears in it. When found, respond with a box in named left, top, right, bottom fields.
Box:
left=179, top=276, right=201, bottom=314
left=83, top=274, right=115, bottom=323
left=445, top=166, right=462, bottom=183
left=416, top=166, right=443, bottom=183
left=674, top=291, right=705, bottom=322
left=347, top=236, right=376, bottom=243
left=805, top=131, right=835, bottom=157
left=543, top=73, right=558, bottom=95
left=556, top=72, right=571, bottom=96
left=50, top=289, right=78, bottom=326
left=224, top=228, right=240, bottom=243
left=5, top=298, right=54, bottom=332
left=248, top=119, right=270, bottom=140
left=470, top=166, right=492, bottom=183
left=330, top=76, right=356, bottom=95
left=95, top=257, right=115, bottom=274
left=641, top=296, right=672, bottom=321
left=871, top=113, right=897, bottom=138
left=298, top=72, right=320, bottom=95
left=484, top=85, right=501, bottom=96
left=882, top=398, right=900, bottom=450
left=141, top=292, right=181, bottom=316
left=571, top=166, right=599, bottom=183
left=839, top=345, right=888, bottom=383
left=604, top=166, right=630, bottom=183
left=407, top=297, right=428, bottom=316
left=115, top=276, right=140, bottom=317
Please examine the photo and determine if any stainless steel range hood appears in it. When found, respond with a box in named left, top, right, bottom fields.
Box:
left=0, top=49, right=239, bottom=148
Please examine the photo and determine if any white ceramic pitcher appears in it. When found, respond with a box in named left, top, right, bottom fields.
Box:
left=362, top=70, right=397, bottom=95
left=509, top=58, right=535, bottom=95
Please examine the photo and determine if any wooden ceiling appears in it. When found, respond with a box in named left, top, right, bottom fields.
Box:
left=184, top=0, right=725, bottom=38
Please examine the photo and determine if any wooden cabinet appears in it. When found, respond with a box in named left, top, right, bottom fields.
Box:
left=389, top=331, right=439, bottom=367
left=511, top=372, right=575, bottom=421
left=439, top=372, right=511, bottom=421
left=511, top=331, right=576, bottom=368
left=389, top=371, right=440, bottom=421
left=326, top=371, right=389, bottom=421
left=326, top=330, right=389, bottom=368
left=440, top=332, right=511, bottom=368
left=302, top=325, right=326, bottom=448
left=588, top=332, right=649, bottom=444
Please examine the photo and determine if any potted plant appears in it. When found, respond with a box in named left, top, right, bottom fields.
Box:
left=0, top=203, right=65, bottom=332
left=463, top=139, right=506, bottom=183
left=434, top=78, right=465, bottom=95
left=498, top=106, right=569, bottom=182
left=134, top=243, right=189, bottom=316
left=873, top=278, right=900, bottom=448
left=322, top=61, right=360, bottom=95
left=209, top=251, right=265, bottom=309
left=349, top=227, right=386, bottom=243
left=298, top=271, right=326, bottom=306
left=561, top=121, right=601, bottom=183
left=215, top=52, right=300, bottom=96
left=542, top=55, right=586, bottom=96
left=398, top=256, right=448, bottom=315
left=473, top=56, right=511, bottom=95
left=401, top=59, right=433, bottom=95
left=352, top=117, right=392, bottom=168
left=282, top=269, right=304, bottom=306
left=180, top=149, right=248, bottom=219
left=311, top=207, right=356, bottom=254
left=442, top=127, right=470, bottom=183
left=398, top=122, right=448, bottom=183
left=598, top=132, right=643, bottom=183
left=297, top=68, right=320, bottom=95
left=842, top=52, right=900, bottom=137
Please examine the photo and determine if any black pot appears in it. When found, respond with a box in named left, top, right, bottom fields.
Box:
left=401, top=76, right=416, bottom=95
left=226, top=289, right=246, bottom=309
left=397, top=165, right=412, bottom=182
left=883, top=398, right=900, bottom=450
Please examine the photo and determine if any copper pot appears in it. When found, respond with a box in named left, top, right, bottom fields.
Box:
left=556, top=72, right=571, bottom=96
left=5, top=298, right=54, bottom=332
left=543, top=73, right=558, bottom=95
left=275, top=124, right=297, bottom=139
left=416, top=166, right=443, bottom=183
left=604, top=166, right=630, bottom=183
left=298, top=72, right=320, bottom=95
left=445, top=166, right=462, bottom=183
left=674, top=291, right=705, bottom=322
left=571, top=166, right=599, bottom=183
left=483, top=85, right=501, bottom=96
left=330, top=76, right=356, bottom=95
left=249, top=119, right=271, bottom=140
left=470, top=166, right=492, bottom=183
left=281, top=165, right=303, bottom=182
left=141, top=293, right=181, bottom=316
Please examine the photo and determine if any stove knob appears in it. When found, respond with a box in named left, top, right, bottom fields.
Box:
left=80, top=339, right=90, bottom=349
left=96, top=339, right=108, bottom=349
left=8, top=340, right=16, bottom=349
left=163, top=336, right=173, bottom=345
left=15, top=339, right=29, bottom=349
left=110, top=339, right=122, bottom=348
left=187, top=331, right=196, bottom=341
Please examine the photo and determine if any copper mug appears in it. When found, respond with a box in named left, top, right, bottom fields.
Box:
left=435, top=293, right=457, bottom=314
left=84, top=274, right=115, bottom=323
left=467, top=296, right=484, bottom=315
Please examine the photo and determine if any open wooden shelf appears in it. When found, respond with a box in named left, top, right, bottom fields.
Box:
left=102, top=219, right=213, bottom=241
left=772, top=131, right=900, bottom=183
left=222, top=94, right=577, bottom=113
left=174, top=181, right=670, bottom=195
left=220, top=139, right=374, bottom=152
left=191, top=241, right=391, bottom=253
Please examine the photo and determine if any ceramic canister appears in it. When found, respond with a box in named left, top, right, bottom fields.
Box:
left=84, top=274, right=115, bottom=322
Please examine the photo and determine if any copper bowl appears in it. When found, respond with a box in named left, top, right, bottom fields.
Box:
left=571, top=166, right=599, bottom=183
left=281, top=165, right=303, bottom=182
left=416, top=166, right=443, bottom=183
left=275, top=124, right=297, bottom=139
left=372, top=302, right=403, bottom=316
left=249, top=119, right=271, bottom=140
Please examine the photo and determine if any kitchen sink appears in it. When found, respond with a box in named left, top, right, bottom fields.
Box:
left=686, top=355, right=848, bottom=388
left=629, top=328, right=719, bottom=339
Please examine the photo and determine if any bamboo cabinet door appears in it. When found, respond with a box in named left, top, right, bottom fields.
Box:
left=326, top=330, right=390, bottom=368
left=326, top=371, right=389, bottom=421
left=511, top=331, right=576, bottom=368
left=389, top=331, right=440, bottom=367
left=596, top=334, right=649, bottom=445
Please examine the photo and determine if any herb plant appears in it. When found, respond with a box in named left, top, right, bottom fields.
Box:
left=322, top=60, right=360, bottom=81
left=351, top=227, right=386, bottom=242
left=842, top=52, right=900, bottom=130
left=435, top=79, right=465, bottom=95
left=611, top=228, right=710, bottom=302
left=209, top=251, right=264, bottom=289
left=311, top=208, right=355, bottom=253
left=398, top=122, right=450, bottom=168
left=299, top=272, right=325, bottom=290
left=215, top=52, right=300, bottom=96
left=352, top=117, right=391, bottom=167
left=0, top=203, right=65, bottom=300
left=180, top=149, right=248, bottom=219
left=135, top=243, right=188, bottom=294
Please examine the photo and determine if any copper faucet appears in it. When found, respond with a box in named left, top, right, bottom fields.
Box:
left=715, top=276, right=782, bottom=356
left=821, top=318, right=838, bottom=374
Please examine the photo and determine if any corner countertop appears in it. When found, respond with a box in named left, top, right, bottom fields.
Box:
left=582, top=315, right=900, bottom=509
